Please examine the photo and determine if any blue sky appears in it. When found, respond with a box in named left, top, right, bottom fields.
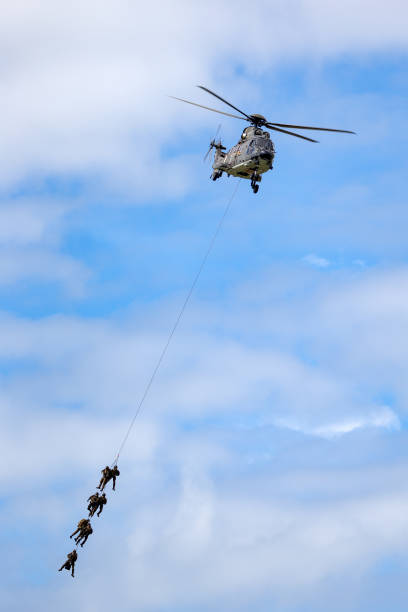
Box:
left=1, top=2, right=408, bottom=610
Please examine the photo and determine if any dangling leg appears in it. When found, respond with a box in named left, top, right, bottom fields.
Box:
left=102, top=476, right=112, bottom=492
left=80, top=535, right=88, bottom=547
left=100, top=475, right=110, bottom=491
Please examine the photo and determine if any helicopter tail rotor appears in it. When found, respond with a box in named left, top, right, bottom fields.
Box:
left=203, top=143, right=214, bottom=163
left=204, top=124, right=225, bottom=162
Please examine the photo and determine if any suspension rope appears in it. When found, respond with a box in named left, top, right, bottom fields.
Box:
left=112, top=180, right=241, bottom=465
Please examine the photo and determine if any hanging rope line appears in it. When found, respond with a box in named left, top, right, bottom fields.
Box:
left=112, top=180, right=241, bottom=465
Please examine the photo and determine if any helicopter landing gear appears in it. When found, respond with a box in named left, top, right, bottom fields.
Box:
left=211, top=170, right=223, bottom=181
left=250, top=171, right=261, bottom=193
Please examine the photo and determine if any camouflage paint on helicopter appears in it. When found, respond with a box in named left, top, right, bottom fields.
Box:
left=171, top=86, right=355, bottom=193
left=212, top=124, right=275, bottom=187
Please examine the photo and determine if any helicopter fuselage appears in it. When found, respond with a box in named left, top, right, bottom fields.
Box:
left=213, top=125, right=275, bottom=180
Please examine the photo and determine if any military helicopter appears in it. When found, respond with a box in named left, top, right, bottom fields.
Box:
left=171, top=86, right=355, bottom=193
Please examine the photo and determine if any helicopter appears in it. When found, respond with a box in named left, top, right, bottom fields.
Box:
left=171, top=86, right=355, bottom=193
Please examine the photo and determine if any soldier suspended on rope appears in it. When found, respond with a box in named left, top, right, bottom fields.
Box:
left=58, top=549, right=78, bottom=577
left=87, top=492, right=107, bottom=517
left=96, top=466, right=110, bottom=491
left=87, top=493, right=100, bottom=517
left=97, top=465, right=120, bottom=491
left=70, top=518, right=90, bottom=540
left=96, top=492, right=107, bottom=516
left=75, top=523, right=93, bottom=547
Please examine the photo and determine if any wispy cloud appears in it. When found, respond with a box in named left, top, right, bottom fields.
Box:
left=277, top=406, right=400, bottom=438
left=302, top=253, right=330, bottom=268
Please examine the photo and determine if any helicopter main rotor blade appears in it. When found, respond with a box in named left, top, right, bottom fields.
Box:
left=267, top=122, right=355, bottom=134
left=169, top=96, right=246, bottom=121
left=265, top=123, right=319, bottom=143
left=197, top=86, right=252, bottom=121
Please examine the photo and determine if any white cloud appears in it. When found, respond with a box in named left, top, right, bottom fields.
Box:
left=302, top=253, right=330, bottom=268
left=0, top=199, right=67, bottom=246
left=0, top=247, right=89, bottom=294
left=123, top=487, right=408, bottom=609
left=0, top=196, right=88, bottom=291
left=0, top=308, right=382, bottom=441
left=277, top=405, right=400, bottom=437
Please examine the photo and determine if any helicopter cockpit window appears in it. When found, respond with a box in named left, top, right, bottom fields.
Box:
left=263, top=139, right=274, bottom=152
